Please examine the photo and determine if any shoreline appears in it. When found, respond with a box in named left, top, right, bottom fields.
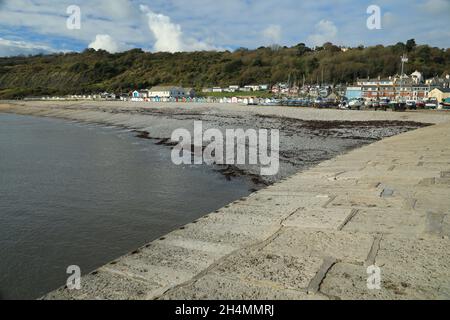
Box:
left=0, top=101, right=450, bottom=299
left=0, top=101, right=439, bottom=186
left=42, top=119, right=450, bottom=300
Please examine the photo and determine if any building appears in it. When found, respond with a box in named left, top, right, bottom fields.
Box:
left=100, top=92, right=117, bottom=100
left=244, top=85, right=262, bottom=91
left=410, top=85, right=431, bottom=100
left=132, top=90, right=145, bottom=99
left=426, top=75, right=450, bottom=88
left=356, top=73, right=431, bottom=100
left=345, top=87, right=362, bottom=100
left=148, top=86, right=187, bottom=98
left=429, top=88, right=450, bottom=103
left=357, top=78, right=396, bottom=99
left=410, top=71, right=424, bottom=84
left=271, top=83, right=289, bottom=94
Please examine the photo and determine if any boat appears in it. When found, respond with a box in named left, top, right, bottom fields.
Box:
left=348, top=98, right=364, bottom=110
left=441, top=98, right=450, bottom=110
left=424, top=98, right=438, bottom=110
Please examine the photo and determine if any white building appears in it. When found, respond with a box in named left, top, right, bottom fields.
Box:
left=411, top=71, right=424, bottom=84
left=148, top=86, right=187, bottom=98
left=245, top=85, right=261, bottom=91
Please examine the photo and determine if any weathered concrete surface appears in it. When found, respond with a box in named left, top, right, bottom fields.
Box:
left=42, top=118, right=450, bottom=300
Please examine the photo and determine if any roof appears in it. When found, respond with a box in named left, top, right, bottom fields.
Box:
left=149, top=86, right=181, bottom=92
left=431, top=88, right=450, bottom=93
left=327, top=93, right=338, bottom=99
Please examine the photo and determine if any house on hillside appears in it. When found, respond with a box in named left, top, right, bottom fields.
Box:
left=411, top=71, right=424, bottom=84
left=148, top=86, right=186, bottom=98
left=184, top=88, right=196, bottom=98
left=245, top=85, right=261, bottom=91
left=426, top=75, right=450, bottom=88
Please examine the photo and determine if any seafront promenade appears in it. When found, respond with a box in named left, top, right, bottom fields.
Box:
left=41, top=116, right=449, bottom=300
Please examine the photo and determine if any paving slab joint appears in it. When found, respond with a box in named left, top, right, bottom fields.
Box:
left=307, top=257, right=338, bottom=295
left=365, top=234, right=383, bottom=267
left=338, top=209, right=360, bottom=231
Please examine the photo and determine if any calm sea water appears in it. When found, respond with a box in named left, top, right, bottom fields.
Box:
left=0, top=113, right=253, bottom=300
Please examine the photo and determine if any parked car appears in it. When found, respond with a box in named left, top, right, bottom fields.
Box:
left=372, top=100, right=380, bottom=109
left=416, top=101, right=426, bottom=109
left=348, top=98, right=364, bottom=110
left=378, top=98, right=390, bottom=111
left=364, top=100, right=374, bottom=109
left=406, top=100, right=417, bottom=110
left=389, top=101, right=407, bottom=112
left=338, top=101, right=349, bottom=109
left=425, top=98, right=438, bottom=109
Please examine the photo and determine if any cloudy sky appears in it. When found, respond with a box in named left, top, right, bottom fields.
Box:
left=0, top=0, right=449, bottom=56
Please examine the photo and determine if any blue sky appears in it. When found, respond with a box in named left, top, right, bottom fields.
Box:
left=0, top=0, right=449, bottom=56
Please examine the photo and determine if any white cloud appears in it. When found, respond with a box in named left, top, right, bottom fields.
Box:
left=421, top=0, right=450, bottom=13
left=307, top=20, right=338, bottom=47
left=0, top=37, right=60, bottom=56
left=0, top=0, right=448, bottom=57
left=140, top=5, right=220, bottom=53
left=88, top=34, right=120, bottom=53
left=382, top=12, right=396, bottom=28
left=262, top=25, right=282, bottom=45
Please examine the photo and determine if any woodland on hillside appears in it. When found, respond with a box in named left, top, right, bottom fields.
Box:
left=1, top=40, right=449, bottom=98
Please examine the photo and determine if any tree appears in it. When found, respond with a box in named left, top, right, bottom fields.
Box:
left=406, top=39, right=416, bottom=52
left=307, top=57, right=319, bottom=72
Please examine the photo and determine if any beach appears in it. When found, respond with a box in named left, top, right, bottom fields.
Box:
left=0, top=100, right=443, bottom=185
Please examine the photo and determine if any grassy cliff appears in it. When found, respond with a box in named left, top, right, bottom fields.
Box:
left=1, top=41, right=449, bottom=98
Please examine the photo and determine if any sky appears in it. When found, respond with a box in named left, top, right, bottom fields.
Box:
left=0, top=0, right=449, bottom=57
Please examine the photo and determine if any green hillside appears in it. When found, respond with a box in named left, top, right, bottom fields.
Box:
left=0, top=40, right=449, bottom=99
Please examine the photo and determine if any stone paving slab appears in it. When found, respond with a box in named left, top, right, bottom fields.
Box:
left=160, top=274, right=326, bottom=300
left=342, top=209, right=427, bottom=235
left=263, top=228, right=375, bottom=264
left=212, top=249, right=324, bottom=291
left=44, top=121, right=450, bottom=300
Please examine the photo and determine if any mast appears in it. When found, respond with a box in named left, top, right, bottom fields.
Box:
left=321, top=68, right=324, bottom=86
left=399, top=54, right=408, bottom=101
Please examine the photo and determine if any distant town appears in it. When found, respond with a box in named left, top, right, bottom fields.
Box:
left=24, top=69, right=450, bottom=111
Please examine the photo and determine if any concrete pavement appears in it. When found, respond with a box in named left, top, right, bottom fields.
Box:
left=43, top=119, right=450, bottom=300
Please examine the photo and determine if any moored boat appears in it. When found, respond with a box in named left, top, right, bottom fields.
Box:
left=441, top=98, right=450, bottom=110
